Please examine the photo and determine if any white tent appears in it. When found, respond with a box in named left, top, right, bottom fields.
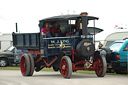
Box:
left=0, top=33, right=12, bottom=52
left=103, top=31, right=128, bottom=47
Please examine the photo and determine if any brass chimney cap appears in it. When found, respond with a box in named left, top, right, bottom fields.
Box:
left=80, top=12, right=88, bottom=16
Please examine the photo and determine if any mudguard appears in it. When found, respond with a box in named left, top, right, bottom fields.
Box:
left=99, top=48, right=112, bottom=63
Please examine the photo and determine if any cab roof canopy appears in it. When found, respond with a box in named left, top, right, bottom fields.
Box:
left=39, top=15, right=99, bottom=22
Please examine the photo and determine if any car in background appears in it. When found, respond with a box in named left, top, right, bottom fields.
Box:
left=109, top=39, right=128, bottom=74
left=0, top=46, right=16, bottom=67
left=101, top=39, right=128, bottom=74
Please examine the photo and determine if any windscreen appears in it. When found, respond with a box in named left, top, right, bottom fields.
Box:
left=109, top=42, right=123, bottom=52
left=5, top=46, right=14, bottom=52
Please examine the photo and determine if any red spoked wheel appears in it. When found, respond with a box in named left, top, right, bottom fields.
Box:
left=95, top=55, right=107, bottom=77
left=60, top=56, right=72, bottom=79
left=20, top=54, right=30, bottom=76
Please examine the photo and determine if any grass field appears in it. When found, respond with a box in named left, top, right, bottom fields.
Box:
left=0, top=66, right=20, bottom=70
left=0, top=66, right=127, bottom=76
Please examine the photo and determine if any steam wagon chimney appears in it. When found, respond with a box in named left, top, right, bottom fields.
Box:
left=80, top=12, right=88, bottom=37
left=16, top=23, right=18, bottom=32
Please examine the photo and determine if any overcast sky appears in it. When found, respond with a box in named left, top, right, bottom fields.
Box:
left=0, top=0, right=128, bottom=40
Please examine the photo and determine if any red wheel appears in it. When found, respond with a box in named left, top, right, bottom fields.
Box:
left=95, top=55, right=107, bottom=77
left=60, top=56, right=72, bottom=79
left=20, top=54, right=30, bottom=76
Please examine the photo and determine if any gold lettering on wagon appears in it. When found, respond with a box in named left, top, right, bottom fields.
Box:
left=48, top=43, right=71, bottom=49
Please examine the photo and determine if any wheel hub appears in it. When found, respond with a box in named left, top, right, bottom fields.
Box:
left=62, top=65, right=66, bottom=70
left=0, top=60, right=6, bottom=66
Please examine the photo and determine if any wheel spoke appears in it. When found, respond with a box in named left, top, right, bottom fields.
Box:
left=99, top=63, right=102, bottom=67
left=20, top=54, right=31, bottom=76
left=95, top=57, right=103, bottom=76
left=20, top=56, right=27, bottom=75
left=61, top=58, right=68, bottom=77
left=95, top=55, right=107, bottom=77
left=62, top=59, right=67, bottom=76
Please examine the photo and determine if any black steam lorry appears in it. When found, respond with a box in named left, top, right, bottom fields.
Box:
left=12, top=12, right=107, bottom=78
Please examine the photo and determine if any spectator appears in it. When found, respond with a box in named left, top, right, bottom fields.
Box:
left=98, top=42, right=103, bottom=49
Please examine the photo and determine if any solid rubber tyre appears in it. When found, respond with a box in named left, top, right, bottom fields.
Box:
left=28, top=54, right=35, bottom=76
left=60, top=56, right=72, bottom=79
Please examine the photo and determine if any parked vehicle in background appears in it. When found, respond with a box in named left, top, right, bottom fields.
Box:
left=0, top=46, right=16, bottom=67
left=100, top=39, right=128, bottom=74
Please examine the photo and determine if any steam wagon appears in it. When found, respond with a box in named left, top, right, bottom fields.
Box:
left=13, top=12, right=107, bottom=78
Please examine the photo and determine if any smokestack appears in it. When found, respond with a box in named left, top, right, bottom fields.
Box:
left=16, top=23, right=18, bottom=32
left=80, top=12, right=88, bottom=37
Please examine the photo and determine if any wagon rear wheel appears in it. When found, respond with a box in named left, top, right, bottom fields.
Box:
left=60, top=56, right=72, bottom=79
left=28, top=54, right=35, bottom=76
left=95, top=55, right=107, bottom=77
left=20, top=54, right=30, bottom=76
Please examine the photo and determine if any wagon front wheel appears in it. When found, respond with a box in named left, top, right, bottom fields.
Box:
left=95, top=55, right=107, bottom=77
left=60, top=56, right=72, bottom=79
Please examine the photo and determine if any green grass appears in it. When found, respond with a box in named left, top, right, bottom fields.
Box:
left=76, top=70, right=95, bottom=74
left=0, top=66, right=20, bottom=70
left=41, top=67, right=54, bottom=71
